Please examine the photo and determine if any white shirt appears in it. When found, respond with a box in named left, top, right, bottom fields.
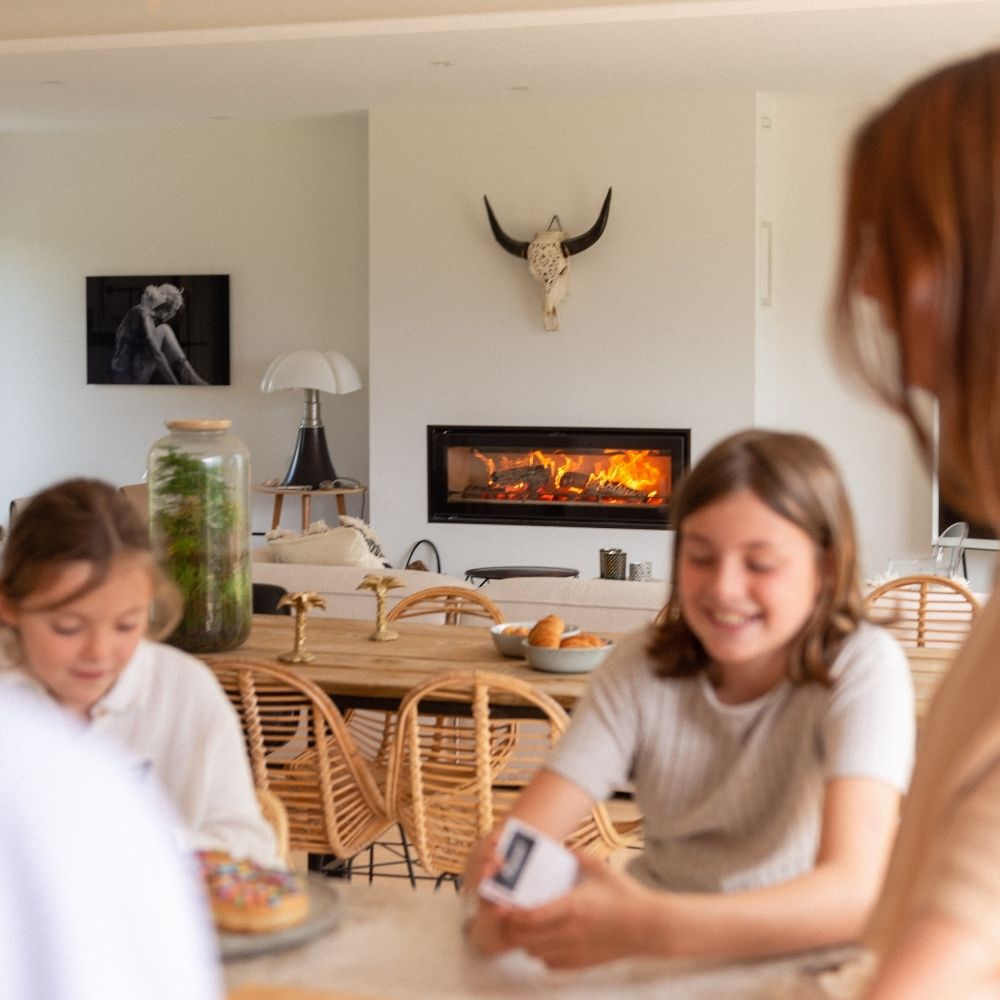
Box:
left=0, top=688, right=221, bottom=1000
left=0, top=633, right=280, bottom=868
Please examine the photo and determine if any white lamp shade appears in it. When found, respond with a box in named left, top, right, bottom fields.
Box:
left=260, top=349, right=362, bottom=395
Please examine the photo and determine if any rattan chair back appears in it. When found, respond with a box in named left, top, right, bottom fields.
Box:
left=864, top=574, right=980, bottom=649
left=386, top=586, right=505, bottom=626
left=346, top=588, right=505, bottom=767
left=386, top=669, right=638, bottom=878
left=206, top=657, right=393, bottom=859
left=255, top=786, right=291, bottom=865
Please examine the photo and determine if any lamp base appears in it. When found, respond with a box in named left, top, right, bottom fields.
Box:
left=281, top=426, right=337, bottom=488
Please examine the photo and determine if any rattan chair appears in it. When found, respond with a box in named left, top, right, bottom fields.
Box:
left=205, top=657, right=393, bottom=865
left=346, top=586, right=507, bottom=768
left=255, top=786, right=291, bottom=866
left=865, top=575, right=980, bottom=727
left=386, top=586, right=505, bottom=626
left=386, top=669, right=640, bottom=881
left=864, top=574, right=980, bottom=649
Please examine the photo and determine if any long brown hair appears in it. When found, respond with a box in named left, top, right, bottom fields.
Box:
left=832, top=48, right=1000, bottom=529
left=0, top=478, right=180, bottom=639
left=648, top=429, right=862, bottom=684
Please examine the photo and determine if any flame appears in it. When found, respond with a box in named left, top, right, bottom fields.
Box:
left=589, top=449, right=661, bottom=493
left=472, top=448, right=667, bottom=501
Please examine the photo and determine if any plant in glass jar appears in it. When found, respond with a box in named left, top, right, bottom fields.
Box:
left=149, top=421, right=251, bottom=653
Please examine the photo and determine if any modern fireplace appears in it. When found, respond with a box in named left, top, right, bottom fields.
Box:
left=427, top=425, right=690, bottom=530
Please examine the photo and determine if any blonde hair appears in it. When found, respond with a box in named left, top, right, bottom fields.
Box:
left=1, top=478, right=180, bottom=639
left=832, top=48, right=1000, bottom=527
left=648, top=429, right=862, bottom=685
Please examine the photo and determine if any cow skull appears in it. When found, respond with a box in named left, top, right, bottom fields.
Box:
left=483, top=188, right=612, bottom=331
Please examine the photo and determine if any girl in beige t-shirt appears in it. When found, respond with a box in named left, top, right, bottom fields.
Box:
left=465, top=429, right=914, bottom=968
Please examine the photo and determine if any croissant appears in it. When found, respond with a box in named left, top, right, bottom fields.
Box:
left=560, top=633, right=606, bottom=649
left=502, top=625, right=530, bottom=636
left=528, top=614, right=565, bottom=648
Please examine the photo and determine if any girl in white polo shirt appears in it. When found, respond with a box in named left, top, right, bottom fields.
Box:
left=465, top=429, right=915, bottom=967
left=0, top=477, right=280, bottom=869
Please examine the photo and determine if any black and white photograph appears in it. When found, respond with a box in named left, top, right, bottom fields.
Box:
left=86, top=274, right=230, bottom=385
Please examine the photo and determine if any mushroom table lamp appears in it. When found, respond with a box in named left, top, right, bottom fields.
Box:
left=260, top=348, right=362, bottom=488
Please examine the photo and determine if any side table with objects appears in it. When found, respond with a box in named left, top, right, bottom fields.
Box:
left=254, top=484, right=367, bottom=531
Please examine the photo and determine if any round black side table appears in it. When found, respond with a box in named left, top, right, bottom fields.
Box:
left=464, top=565, right=580, bottom=587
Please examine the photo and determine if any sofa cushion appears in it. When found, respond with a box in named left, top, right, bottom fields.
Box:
left=263, top=521, right=386, bottom=568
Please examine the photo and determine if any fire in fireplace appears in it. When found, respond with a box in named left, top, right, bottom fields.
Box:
left=427, top=425, right=690, bottom=530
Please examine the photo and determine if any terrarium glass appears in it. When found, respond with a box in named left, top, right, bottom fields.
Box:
left=148, top=418, right=252, bottom=653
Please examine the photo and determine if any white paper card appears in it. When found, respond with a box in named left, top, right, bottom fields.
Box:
left=478, top=818, right=579, bottom=909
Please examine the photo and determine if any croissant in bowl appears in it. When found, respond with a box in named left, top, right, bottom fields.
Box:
left=560, top=633, right=605, bottom=649
left=528, top=614, right=565, bottom=648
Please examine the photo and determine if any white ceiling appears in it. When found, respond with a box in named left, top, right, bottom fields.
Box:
left=2, top=1, right=1000, bottom=132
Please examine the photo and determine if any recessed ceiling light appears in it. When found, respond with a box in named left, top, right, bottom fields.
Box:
left=41, top=80, right=66, bottom=86
left=509, top=86, right=530, bottom=92
left=430, top=60, right=453, bottom=68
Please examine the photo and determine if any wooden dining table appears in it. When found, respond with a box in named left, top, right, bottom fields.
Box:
left=200, top=615, right=608, bottom=711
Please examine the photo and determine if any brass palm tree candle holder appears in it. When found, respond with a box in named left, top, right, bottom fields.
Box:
left=276, top=591, right=327, bottom=662
left=357, top=574, right=405, bottom=641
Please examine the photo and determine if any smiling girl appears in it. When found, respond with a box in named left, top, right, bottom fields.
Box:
left=465, top=428, right=915, bottom=967
left=0, top=477, right=280, bottom=868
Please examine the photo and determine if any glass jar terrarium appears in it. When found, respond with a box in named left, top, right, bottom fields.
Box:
left=148, top=418, right=252, bottom=653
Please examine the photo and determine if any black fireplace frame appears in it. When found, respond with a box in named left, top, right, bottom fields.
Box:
left=427, top=425, right=690, bottom=530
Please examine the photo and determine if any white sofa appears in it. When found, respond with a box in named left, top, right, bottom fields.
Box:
left=477, top=575, right=667, bottom=633
left=251, top=553, right=667, bottom=633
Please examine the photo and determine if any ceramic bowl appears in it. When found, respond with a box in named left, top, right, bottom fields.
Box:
left=521, top=638, right=614, bottom=674
left=490, top=621, right=579, bottom=658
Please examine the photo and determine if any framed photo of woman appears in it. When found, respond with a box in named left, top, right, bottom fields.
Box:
left=86, top=274, right=230, bottom=386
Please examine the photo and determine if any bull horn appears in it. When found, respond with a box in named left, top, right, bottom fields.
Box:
left=561, top=187, right=612, bottom=256
left=483, top=196, right=529, bottom=259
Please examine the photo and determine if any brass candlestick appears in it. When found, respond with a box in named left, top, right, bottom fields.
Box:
left=357, top=574, right=405, bottom=641
left=276, top=591, right=327, bottom=663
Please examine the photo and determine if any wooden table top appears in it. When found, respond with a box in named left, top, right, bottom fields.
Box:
left=200, top=615, right=604, bottom=709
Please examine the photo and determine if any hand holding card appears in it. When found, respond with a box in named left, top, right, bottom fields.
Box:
left=478, top=818, right=579, bottom=909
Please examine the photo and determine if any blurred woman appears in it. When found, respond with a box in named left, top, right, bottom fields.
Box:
left=832, top=48, right=1000, bottom=999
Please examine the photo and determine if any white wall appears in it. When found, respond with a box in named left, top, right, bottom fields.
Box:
left=369, top=94, right=757, bottom=579
left=1, top=90, right=957, bottom=586
left=755, top=92, right=932, bottom=581
left=0, top=116, right=369, bottom=537
left=754, top=93, right=1000, bottom=589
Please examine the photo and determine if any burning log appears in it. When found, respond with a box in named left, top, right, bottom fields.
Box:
left=584, top=481, right=649, bottom=503
left=490, top=465, right=552, bottom=490
left=557, top=471, right=590, bottom=491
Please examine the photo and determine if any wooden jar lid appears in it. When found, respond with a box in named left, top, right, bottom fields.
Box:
left=165, top=419, right=232, bottom=432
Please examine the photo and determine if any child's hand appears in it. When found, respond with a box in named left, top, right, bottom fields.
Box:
left=462, top=829, right=502, bottom=891
left=496, top=852, right=657, bottom=969
left=462, top=830, right=511, bottom=956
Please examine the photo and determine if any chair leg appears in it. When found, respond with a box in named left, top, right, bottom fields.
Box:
left=320, top=824, right=419, bottom=887
left=433, top=872, right=462, bottom=894
left=308, top=853, right=353, bottom=880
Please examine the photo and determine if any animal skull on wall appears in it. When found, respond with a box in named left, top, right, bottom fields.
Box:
left=483, top=188, right=612, bottom=331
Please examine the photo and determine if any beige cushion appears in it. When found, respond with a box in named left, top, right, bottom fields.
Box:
left=264, top=522, right=385, bottom=568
